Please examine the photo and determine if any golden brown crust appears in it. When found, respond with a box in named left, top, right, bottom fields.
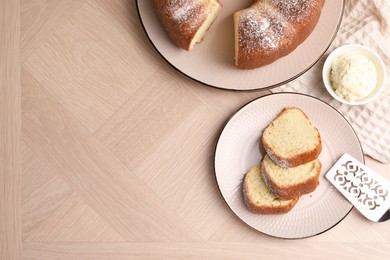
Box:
left=235, top=0, right=325, bottom=70
left=261, top=107, right=322, bottom=168
left=154, top=0, right=222, bottom=51
left=234, top=4, right=300, bottom=70
left=264, top=141, right=322, bottom=168
left=267, top=0, right=324, bottom=42
left=243, top=172, right=299, bottom=214
left=261, top=160, right=322, bottom=200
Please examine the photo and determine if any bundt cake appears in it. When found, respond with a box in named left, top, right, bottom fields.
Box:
left=154, top=0, right=222, bottom=51
left=234, top=0, right=325, bottom=69
left=154, top=0, right=324, bottom=68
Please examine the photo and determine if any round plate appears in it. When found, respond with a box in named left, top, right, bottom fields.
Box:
left=136, top=0, right=345, bottom=91
left=214, top=93, right=364, bottom=239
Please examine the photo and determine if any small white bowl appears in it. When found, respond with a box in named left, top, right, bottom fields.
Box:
left=322, top=44, right=386, bottom=105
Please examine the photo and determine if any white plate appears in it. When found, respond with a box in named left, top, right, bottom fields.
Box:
left=136, top=0, right=344, bottom=90
left=214, top=93, right=364, bottom=239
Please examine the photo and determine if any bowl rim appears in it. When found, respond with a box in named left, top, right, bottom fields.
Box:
left=322, top=44, right=386, bottom=105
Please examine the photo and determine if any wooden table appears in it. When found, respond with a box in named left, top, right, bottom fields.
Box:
left=2, top=1, right=390, bottom=259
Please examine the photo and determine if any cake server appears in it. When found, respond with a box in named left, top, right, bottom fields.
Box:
left=325, top=153, right=390, bottom=222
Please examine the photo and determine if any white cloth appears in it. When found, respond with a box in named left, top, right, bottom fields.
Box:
left=271, top=0, right=390, bottom=163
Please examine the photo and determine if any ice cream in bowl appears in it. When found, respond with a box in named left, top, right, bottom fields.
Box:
left=322, top=44, right=386, bottom=105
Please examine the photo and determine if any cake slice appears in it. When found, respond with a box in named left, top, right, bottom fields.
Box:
left=154, top=0, right=222, bottom=51
left=262, top=107, right=322, bottom=168
left=262, top=154, right=321, bottom=200
left=243, top=162, right=299, bottom=214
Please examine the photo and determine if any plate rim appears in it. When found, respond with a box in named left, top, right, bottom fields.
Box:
left=136, top=0, right=346, bottom=91
left=213, top=92, right=364, bottom=239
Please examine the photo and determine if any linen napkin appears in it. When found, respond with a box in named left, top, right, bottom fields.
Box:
left=271, top=0, right=390, bottom=163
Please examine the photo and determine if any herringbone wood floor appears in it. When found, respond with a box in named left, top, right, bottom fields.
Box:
left=2, top=0, right=390, bottom=259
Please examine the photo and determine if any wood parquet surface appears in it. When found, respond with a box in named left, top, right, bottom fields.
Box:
left=1, top=1, right=390, bottom=259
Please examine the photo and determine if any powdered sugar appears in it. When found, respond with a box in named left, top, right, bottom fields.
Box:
left=265, top=147, right=293, bottom=168
left=163, top=0, right=208, bottom=23
left=160, top=0, right=211, bottom=31
left=238, top=6, right=289, bottom=52
left=268, top=0, right=319, bottom=22
left=170, top=1, right=199, bottom=22
left=237, top=0, right=320, bottom=53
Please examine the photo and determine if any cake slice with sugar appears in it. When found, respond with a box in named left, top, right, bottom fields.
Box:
left=243, top=162, right=299, bottom=214
left=262, top=107, right=322, bottom=168
left=261, top=154, right=322, bottom=200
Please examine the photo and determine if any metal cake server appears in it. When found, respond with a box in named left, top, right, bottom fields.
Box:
left=326, top=153, right=390, bottom=222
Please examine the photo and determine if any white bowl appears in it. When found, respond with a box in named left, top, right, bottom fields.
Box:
left=322, top=44, right=386, bottom=105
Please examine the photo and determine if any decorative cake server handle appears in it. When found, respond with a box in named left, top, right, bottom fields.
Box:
left=325, top=153, right=390, bottom=222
